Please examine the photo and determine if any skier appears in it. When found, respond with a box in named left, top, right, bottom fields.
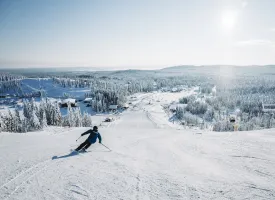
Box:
left=75, top=126, right=102, bottom=152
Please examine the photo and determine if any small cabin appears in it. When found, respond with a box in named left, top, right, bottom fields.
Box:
left=61, top=98, right=77, bottom=107
left=104, top=117, right=114, bottom=122
left=123, top=103, right=129, bottom=109
left=194, top=87, right=200, bottom=93
left=109, top=104, right=118, bottom=111
left=169, top=104, right=187, bottom=112
left=16, top=102, right=24, bottom=108
left=171, top=88, right=178, bottom=92
left=229, top=116, right=236, bottom=123
left=83, top=98, right=93, bottom=103
left=229, top=114, right=237, bottom=123
left=263, top=104, right=275, bottom=112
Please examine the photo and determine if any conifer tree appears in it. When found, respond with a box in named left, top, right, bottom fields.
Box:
left=0, top=114, right=5, bottom=132
left=53, top=102, right=62, bottom=126
left=21, top=115, right=28, bottom=132
left=15, top=109, right=22, bottom=132
left=40, top=110, right=47, bottom=128
left=82, top=112, right=92, bottom=127
left=8, top=110, right=15, bottom=132
left=74, top=107, right=82, bottom=127
left=29, top=110, right=41, bottom=131
left=67, top=103, right=75, bottom=127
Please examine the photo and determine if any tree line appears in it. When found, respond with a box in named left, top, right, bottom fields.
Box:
left=0, top=73, right=24, bottom=95
left=175, top=77, right=275, bottom=131
left=0, top=98, right=92, bottom=133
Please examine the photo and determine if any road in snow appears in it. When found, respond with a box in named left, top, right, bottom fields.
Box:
left=0, top=92, right=275, bottom=200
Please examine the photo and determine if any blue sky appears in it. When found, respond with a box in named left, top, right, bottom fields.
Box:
left=0, top=0, right=274, bottom=68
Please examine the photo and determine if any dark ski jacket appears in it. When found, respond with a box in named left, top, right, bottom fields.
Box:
left=81, top=129, right=102, bottom=144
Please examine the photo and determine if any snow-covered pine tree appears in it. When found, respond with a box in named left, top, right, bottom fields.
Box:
left=30, top=98, right=39, bottom=117
left=2, top=110, right=13, bottom=132
left=67, top=103, right=75, bottom=127
left=19, top=113, right=28, bottom=133
left=270, top=116, right=275, bottom=128
left=61, top=115, right=69, bottom=127
left=39, top=99, right=45, bottom=121
left=204, top=108, right=214, bottom=122
left=0, top=114, right=5, bottom=132
left=74, top=107, right=82, bottom=127
left=175, top=107, right=184, bottom=120
left=97, top=101, right=102, bottom=112
left=53, top=102, right=62, bottom=126
left=15, top=109, right=22, bottom=132
left=44, top=100, right=61, bottom=125
left=40, top=110, right=47, bottom=128
left=82, top=112, right=92, bottom=127
left=29, top=110, right=41, bottom=131
left=23, top=100, right=31, bottom=119
left=44, top=99, right=57, bottom=125
left=8, top=110, right=16, bottom=132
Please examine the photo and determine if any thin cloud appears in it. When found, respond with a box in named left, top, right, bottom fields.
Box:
left=236, top=39, right=275, bottom=46
left=271, top=28, right=275, bottom=32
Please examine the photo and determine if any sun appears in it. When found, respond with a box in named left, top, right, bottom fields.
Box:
left=221, top=10, right=238, bottom=31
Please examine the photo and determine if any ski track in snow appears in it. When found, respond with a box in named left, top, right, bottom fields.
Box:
left=1, top=159, right=55, bottom=200
left=1, top=91, right=275, bottom=199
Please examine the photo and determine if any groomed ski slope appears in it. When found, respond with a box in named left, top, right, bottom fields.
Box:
left=1, top=93, right=275, bottom=200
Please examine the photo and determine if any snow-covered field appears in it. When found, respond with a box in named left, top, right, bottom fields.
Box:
left=1, top=92, right=275, bottom=200
left=21, top=78, right=91, bottom=98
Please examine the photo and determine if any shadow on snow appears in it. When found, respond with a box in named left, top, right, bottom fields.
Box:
left=52, top=151, right=79, bottom=160
left=52, top=149, right=111, bottom=160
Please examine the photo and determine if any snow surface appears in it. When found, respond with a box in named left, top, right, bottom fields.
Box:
left=1, top=91, right=275, bottom=200
left=20, top=78, right=91, bottom=98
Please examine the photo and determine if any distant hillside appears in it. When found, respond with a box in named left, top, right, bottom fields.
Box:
left=161, top=65, right=275, bottom=71
left=160, top=65, right=275, bottom=77
left=160, top=65, right=197, bottom=71
left=159, top=65, right=217, bottom=76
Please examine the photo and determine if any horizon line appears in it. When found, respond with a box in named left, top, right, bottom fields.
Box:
left=0, top=64, right=275, bottom=70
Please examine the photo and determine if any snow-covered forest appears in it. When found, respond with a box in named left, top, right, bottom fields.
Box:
left=175, top=77, right=275, bottom=131
left=1, top=66, right=275, bottom=133
left=0, top=73, right=24, bottom=95
left=0, top=98, right=92, bottom=133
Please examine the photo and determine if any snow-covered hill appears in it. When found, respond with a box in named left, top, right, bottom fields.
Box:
left=0, top=93, right=275, bottom=200
left=20, top=78, right=90, bottom=98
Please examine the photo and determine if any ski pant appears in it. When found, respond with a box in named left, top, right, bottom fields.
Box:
left=75, top=139, right=92, bottom=151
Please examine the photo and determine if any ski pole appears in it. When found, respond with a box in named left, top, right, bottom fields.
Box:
left=101, top=143, right=111, bottom=151
left=76, top=136, right=81, bottom=142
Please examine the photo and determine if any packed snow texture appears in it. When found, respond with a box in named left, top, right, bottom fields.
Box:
left=0, top=92, right=275, bottom=200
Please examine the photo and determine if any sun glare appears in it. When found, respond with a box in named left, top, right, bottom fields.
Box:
left=222, top=10, right=238, bottom=31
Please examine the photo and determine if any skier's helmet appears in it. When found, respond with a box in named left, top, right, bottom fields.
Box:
left=93, top=126, right=98, bottom=131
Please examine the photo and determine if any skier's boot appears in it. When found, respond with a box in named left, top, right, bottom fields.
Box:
left=81, top=149, right=87, bottom=153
